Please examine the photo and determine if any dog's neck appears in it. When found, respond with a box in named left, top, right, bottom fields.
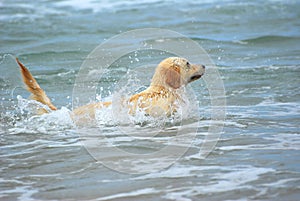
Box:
left=149, top=83, right=177, bottom=93
left=146, top=85, right=185, bottom=105
left=148, top=84, right=168, bottom=92
left=150, top=69, right=177, bottom=91
left=147, top=85, right=183, bottom=102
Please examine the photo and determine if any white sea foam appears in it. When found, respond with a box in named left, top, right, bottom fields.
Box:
left=93, top=165, right=276, bottom=200
left=162, top=165, right=275, bottom=200
left=135, top=164, right=206, bottom=180
left=54, top=0, right=291, bottom=13
left=96, top=188, right=160, bottom=201
left=55, top=0, right=165, bottom=13
left=0, top=184, right=38, bottom=201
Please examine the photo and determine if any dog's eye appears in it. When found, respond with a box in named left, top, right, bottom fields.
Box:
left=186, top=62, right=190, bottom=68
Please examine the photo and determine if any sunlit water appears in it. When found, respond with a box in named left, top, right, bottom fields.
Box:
left=1, top=0, right=300, bottom=200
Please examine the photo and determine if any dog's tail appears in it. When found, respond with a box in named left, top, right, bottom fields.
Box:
left=16, top=58, right=57, bottom=112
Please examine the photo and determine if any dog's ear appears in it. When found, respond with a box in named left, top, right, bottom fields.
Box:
left=164, top=67, right=181, bottom=89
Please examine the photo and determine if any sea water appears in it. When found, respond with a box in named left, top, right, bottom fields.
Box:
left=0, top=0, right=300, bottom=200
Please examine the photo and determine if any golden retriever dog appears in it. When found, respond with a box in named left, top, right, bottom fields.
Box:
left=16, top=57, right=205, bottom=124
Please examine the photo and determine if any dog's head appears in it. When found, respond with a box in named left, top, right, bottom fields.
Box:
left=151, top=57, right=205, bottom=89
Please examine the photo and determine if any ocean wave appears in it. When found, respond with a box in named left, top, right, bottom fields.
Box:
left=0, top=2, right=66, bottom=22
left=188, top=35, right=300, bottom=45
left=241, top=35, right=300, bottom=44
left=54, top=0, right=166, bottom=13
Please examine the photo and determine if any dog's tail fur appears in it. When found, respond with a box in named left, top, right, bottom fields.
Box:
left=16, top=58, right=57, bottom=113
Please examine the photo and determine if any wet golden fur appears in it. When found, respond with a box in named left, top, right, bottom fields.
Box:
left=16, top=57, right=205, bottom=124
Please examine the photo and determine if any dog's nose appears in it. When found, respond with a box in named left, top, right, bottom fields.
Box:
left=202, top=65, right=205, bottom=69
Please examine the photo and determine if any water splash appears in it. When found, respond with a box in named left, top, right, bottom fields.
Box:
left=1, top=95, right=73, bottom=134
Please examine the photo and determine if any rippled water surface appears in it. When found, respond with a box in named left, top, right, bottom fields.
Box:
left=1, top=0, right=300, bottom=200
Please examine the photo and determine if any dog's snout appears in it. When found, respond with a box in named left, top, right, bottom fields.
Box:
left=195, top=64, right=205, bottom=70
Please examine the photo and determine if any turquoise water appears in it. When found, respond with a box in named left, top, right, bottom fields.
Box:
left=1, top=0, right=300, bottom=200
